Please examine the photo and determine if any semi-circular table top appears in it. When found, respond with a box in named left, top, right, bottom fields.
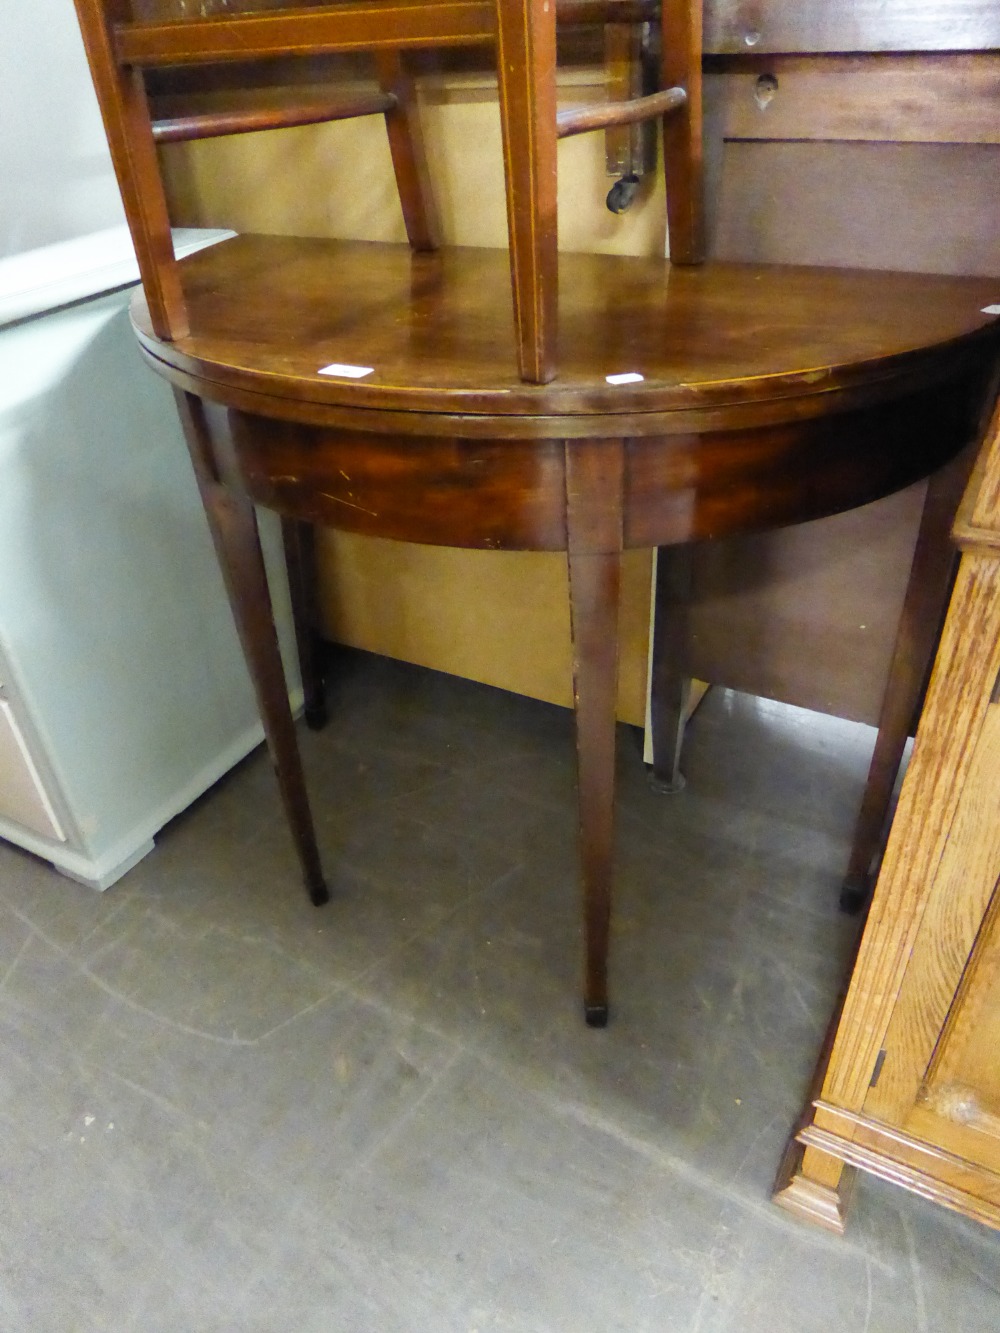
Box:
left=133, top=234, right=1000, bottom=437
left=133, top=235, right=1000, bottom=551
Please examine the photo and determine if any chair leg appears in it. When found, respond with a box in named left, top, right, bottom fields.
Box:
left=495, top=0, right=559, bottom=384
left=660, top=0, right=705, bottom=263
left=173, top=391, right=329, bottom=907
left=649, top=543, right=694, bottom=792
left=73, top=0, right=188, bottom=339
left=840, top=451, right=975, bottom=914
left=281, top=518, right=329, bottom=731
left=566, top=440, right=625, bottom=1026
left=375, top=51, right=441, bottom=252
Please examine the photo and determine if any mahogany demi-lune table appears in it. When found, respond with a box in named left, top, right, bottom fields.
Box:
left=131, top=233, right=1000, bottom=1025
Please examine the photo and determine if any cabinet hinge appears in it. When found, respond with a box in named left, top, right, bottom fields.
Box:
left=869, top=1049, right=888, bottom=1088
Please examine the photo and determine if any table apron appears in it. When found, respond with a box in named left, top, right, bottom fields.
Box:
left=207, top=373, right=985, bottom=552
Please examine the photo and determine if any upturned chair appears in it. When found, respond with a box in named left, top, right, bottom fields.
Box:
left=73, top=0, right=703, bottom=383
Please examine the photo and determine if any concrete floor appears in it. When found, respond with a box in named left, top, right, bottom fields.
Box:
left=2, top=648, right=999, bottom=1331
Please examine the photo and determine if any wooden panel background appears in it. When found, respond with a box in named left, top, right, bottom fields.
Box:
left=687, top=7, right=1000, bottom=726
left=712, top=141, right=1000, bottom=278
left=684, top=487, right=929, bottom=724
left=715, top=55, right=1000, bottom=146
left=703, top=0, right=1000, bottom=54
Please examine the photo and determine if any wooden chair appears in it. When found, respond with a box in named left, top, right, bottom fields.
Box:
left=73, top=0, right=703, bottom=384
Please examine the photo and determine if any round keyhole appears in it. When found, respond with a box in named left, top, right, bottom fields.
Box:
left=754, top=73, right=779, bottom=110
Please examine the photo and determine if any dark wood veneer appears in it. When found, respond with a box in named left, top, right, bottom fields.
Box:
left=131, top=237, right=1000, bottom=423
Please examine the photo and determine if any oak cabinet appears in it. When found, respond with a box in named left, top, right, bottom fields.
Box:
left=775, top=388, right=1000, bottom=1234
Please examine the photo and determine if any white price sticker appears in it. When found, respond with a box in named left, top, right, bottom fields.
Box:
left=318, top=362, right=375, bottom=379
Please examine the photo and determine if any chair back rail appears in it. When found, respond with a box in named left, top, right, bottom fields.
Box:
left=74, top=0, right=703, bottom=380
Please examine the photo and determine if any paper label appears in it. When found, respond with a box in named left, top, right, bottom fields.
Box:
left=606, top=372, right=644, bottom=385
left=318, top=362, right=375, bottom=379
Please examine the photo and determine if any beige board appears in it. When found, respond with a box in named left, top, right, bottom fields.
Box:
left=319, top=534, right=653, bottom=726
left=163, top=72, right=667, bottom=255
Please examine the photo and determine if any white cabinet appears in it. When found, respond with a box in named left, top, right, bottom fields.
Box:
left=0, top=228, right=298, bottom=889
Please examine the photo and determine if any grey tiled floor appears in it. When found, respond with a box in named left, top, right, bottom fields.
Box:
left=2, top=649, right=999, bottom=1331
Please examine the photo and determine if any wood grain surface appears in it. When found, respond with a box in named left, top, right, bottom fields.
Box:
left=715, top=55, right=1000, bottom=146
left=779, top=384, right=1000, bottom=1233
left=703, top=0, right=1000, bottom=54
left=131, top=235, right=1000, bottom=423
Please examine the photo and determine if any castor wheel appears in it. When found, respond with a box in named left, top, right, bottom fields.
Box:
left=606, top=174, right=641, bottom=215
left=839, top=876, right=869, bottom=915
left=584, top=1003, right=609, bottom=1028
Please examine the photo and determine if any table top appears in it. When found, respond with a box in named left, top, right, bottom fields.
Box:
left=133, top=234, right=1000, bottom=433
